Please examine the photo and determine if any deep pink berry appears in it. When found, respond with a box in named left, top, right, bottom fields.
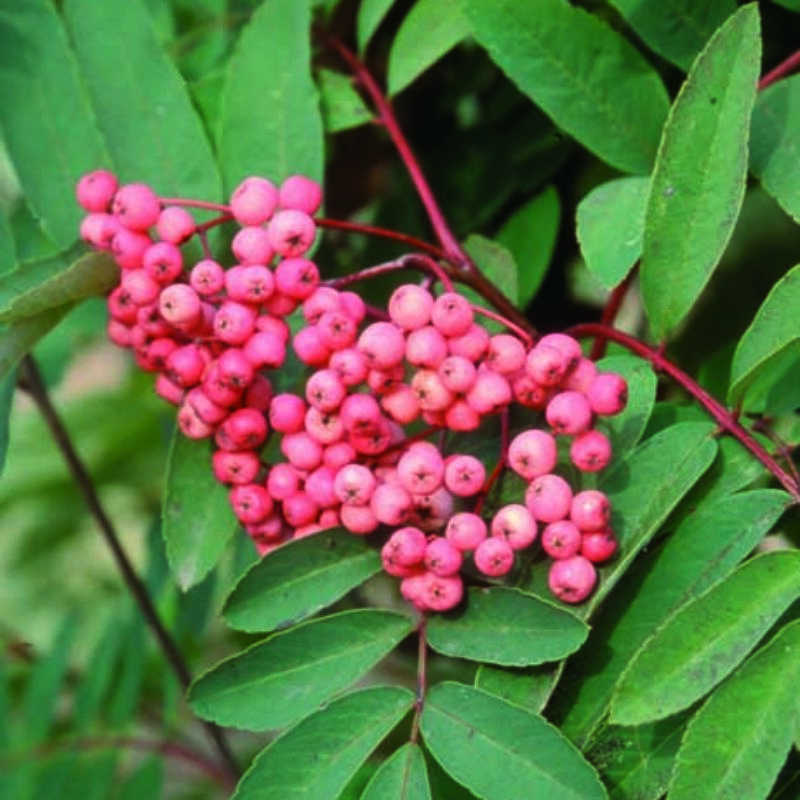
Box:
left=570, top=490, right=611, bottom=532
left=581, top=529, right=618, bottom=563
left=388, top=284, right=434, bottom=330
left=266, top=209, right=316, bottom=257
left=491, top=504, right=538, bottom=550
left=546, top=391, right=594, bottom=436
left=76, top=170, right=118, bottom=212
left=570, top=429, right=612, bottom=472
left=507, top=429, right=557, bottom=481
left=212, top=450, right=261, bottom=485
left=548, top=556, right=597, bottom=603
left=230, top=484, right=274, bottom=525
left=424, top=537, right=463, bottom=577
left=421, top=573, right=464, bottom=612
left=525, top=473, right=573, bottom=523
left=230, top=176, right=279, bottom=225
left=112, top=183, right=161, bottom=231
left=269, top=393, right=306, bottom=433
left=474, top=536, right=515, bottom=577
left=232, top=226, right=274, bottom=265
left=445, top=512, right=487, bottom=551
left=274, top=258, right=320, bottom=301
left=382, top=526, right=428, bottom=567
left=443, top=454, right=485, bottom=497
left=541, top=520, right=582, bottom=559
left=278, top=175, right=323, bottom=215
left=156, top=206, right=195, bottom=243
left=587, top=373, right=628, bottom=416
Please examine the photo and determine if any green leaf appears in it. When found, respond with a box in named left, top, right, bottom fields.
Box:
left=475, top=664, right=558, bottom=715
left=0, top=368, right=16, bottom=477
left=0, top=1, right=109, bottom=247
left=669, top=620, right=800, bottom=800
left=463, top=0, right=669, bottom=174
left=233, top=686, right=414, bottom=799
left=750, top=75, right=800, bottom=222
left=117, top=759, right=163, bottom=800
left=421, top=683, right=607, bottom=800
left=554, top=489, right=788, bottom=745
left=357, top=0, right=398, bottom=53
left=427, top=588, right=588, bottom=666
left=317, top=68, right=373, bottom=133
left=189, top=609, right=414, bottom=731
left=64, top=0, right=221, bottom=200
left=361, top=743, right=432, bottom=800
left=464, top=234, right=518, bottom=306
left=0, top=304, right=74, bottom=382
left=769, top=0, right=800, bottom=11
left=640, top=5, right=761, bottom=338
left=594, top=354, right=657, bottom=461
left=163, top=433, right=238, bottom=591
left=611, top=550, right=800, bottom=726
left=388, top=0, right=469, bottom=96
left=0, top=250, right=117, bottom=324
left=576, top=177, right=648, bottom=290
left=223, top=527, right=382, bottom=632
left=608, top=0, right=736, bottom=71
left=219, top=0, right=323, bottom=190
left=728, top=263, right=800, bottom=406
left=496, top=186, right=560, bottom=308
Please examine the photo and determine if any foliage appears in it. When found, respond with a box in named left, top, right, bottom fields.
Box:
left=1, top=1, right=800, bottom=799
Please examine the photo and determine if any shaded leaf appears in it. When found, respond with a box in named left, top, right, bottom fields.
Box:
left=608, top=0, right=736, bottom=71
left=475, top=663, right=558, bottom=715
left=496, top=186, right=560, bottom=308
left=189, top=609, right=413, bottom=731
left=577, top=177, right=648, bottom=290
left=464, top=234, right=518, bottom=306
left=669, top=620, right=800, bottom=800
left=640, top=5, right=761, bottom=338
left=750, top=75, right=800, bottom=222
left=0, top=0, right=109, bottom=247
left=317, top=68, right=373, bottom=133
left=163, top=433, right=238, bottom=591
left=0, top=304, right=74, bottom=382
left=357, top=0, right=398, bottom=52
left=64, top=0, right=221, bottom=200
left=427, top=588, right=588, bottom=666
left=729, top=263, right=800, bottom=405
left=0, top=250, right=117, bottom=324
left=421, top=683, right=607, bottom=800
left=388, top=0, right=469, bottom=96
left=223, top=527, right=382, bottom=633
left=611, top=550, right=800, bottom=726
left=219, top=0, right=323, bottom=190
left=463, top=0, right=669, bottom=174
left=0, top=368, right=16, bottom=477
left=233, top=686, right=414, bottom=799
left=361, top=743, right=432, bottom=800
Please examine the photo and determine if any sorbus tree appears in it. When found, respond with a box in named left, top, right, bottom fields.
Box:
left=1, top=1, right=800, bottom=799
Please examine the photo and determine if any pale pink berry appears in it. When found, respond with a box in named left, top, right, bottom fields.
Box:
left=269, top=393, right=306, bottom=433
left=304, top=407, right=344, bottom=445
left=424, top=538, right=463, bottom=577
left=474, top=537, right=515, bottom=577
left=230, top=177, right=279, bottom=226
left=444, top=400, right=481, bottom=431
left=214, top=300, right=257, bottom=345
left=411, top=370, right=454, bottom=412
left=438, top=355, right=477, bottom=393
left=370, top=483, right=413, bottom=526
left=267, top=463, right=301, bottom=500
left=278, top=175, right=322, bottom=215
left=159, top=284, right=202, bottom=328
left=339, top=503, right=379, bottom=535
left=232, top=226, right=274, bottom=265
left=293, top=325, right=331, bottom=367
left=81, top=212, right=120, bottom=249
left=536, top=333, right=582, bottom=374
left=546, top=391, right=594, bottom=436
left=111, top=228, right=152, bottom=269
left=281, top=431, right=323, bottom=471
left=422, top=573, right=464, bottom=612
left=305, top=369, right=346, bottom=412
left=445, top=512, right=487, bottom=551
left=548, top=556, right=597, bottom=603
left=388, top=285, right=434, bottom=330
left=142, top=242, right=183, bottom=284
left=525, top=474, right=573, bottom=523
left=382, top=526, right=427, bottom=567
left=266, top=209, right=316, bottom=257
left=431, top=292, right=473, bottom=337
left=465, top=369, right=511, bottom=415
left=570, top=490, right=611, bottom=532
left=491, top=504, right=537, bottom=550
left=507, top=429, right=557, bottom=481
left=77, top=170, right=118, bottom=212
left=570, top=430, right=612, bottom=472
left=381, top=385, right=420, bottom=425
left=406, top=326, right=448, bottom=368
left=588, top=373, right=628, bottom=416
left=112, top=183, right=161, bottom=230
left=274, top=258, right=320, bottom=301
left=229, top=484, right=273, bottom=525
left=541, top=520, right=582, bottom=559
left=357, top=322, right=406, bottom=370
left=190, top=259, right=225, bottom=296
left=447, top=323, right=489, bottom=361
left=396, top=442, right=444, bottom=495
left=443, top=454, right=485, bottom=497
left=334, top=464, right=376, bottom=506
left=581, top=529, right=618, bottom=563
left=156, top=206, right=195, bottom=243
left=563, top=357, right=598, bottom=393
left=485, top=334, right=527, bottom=375
left=525, top=344, right=570, bottom=387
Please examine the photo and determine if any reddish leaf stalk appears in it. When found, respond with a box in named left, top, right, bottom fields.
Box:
left=17, top=356, right=240, bottom=782
left=759, top=49, right=800, bottom=90
left=315, top=218, right=446, bottom=259
left=590, top=268, right=638, bottom=360
left=410, top=615, right=428, bottom=744
left=568, top=324, right=800, bottom=501
left=325, top=252, right=455, bottom=292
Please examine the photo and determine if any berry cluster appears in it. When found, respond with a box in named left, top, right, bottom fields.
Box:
left=76, top=170, right=628, bottom=613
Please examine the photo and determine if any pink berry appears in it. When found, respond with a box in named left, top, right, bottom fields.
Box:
left=396, top=442, right=444, bottom=495
left=283, top=490, right=320, bottom=527
left=546, top=391, right=594, bottom=436
left=525, top=474, right=573, bottom=523
left=190, top=259, right=225, bottom=296
left=548, top=556, right=597, bottom=603
left=142, top=242, right=183, bottom=284
left=431, top=292, right=474, bottom=337
left=333, top=464, right=376, bottom=506
left=444, top=399, right=481, bottom=431
left=328, top=346, right=367, bottom=384
left=438, top=355, right=477, bottom=393
left=304, top=407, right=344, bottom=445
left=232, top=226, right=274, bottom=265
left=507, top=429, right=557, bottom=481
left=587, top=373, right=628, bottom=416
left=491, top=504, right=537, bottom=550
left=406, top=325, right=448, bottom=369
left=465, top=369, right=511, bottom=415
left=447, top=323, right=489, bottom=361
left=370, top=483, right=413, bottom=526
left=230, top=177, right=279, bottom=226
left=281, top=431, right=323, bottom=471
left=214, top=300, right=257, bottom=345
left=274, top=258, right=320, bottom=301
left=339, top=393, right=383, bottom=433
left=388, top=284, right=434, bottom=330
left=305, top=369, right=346, bottom=412
left=443, top=454, right=485, bottom=497
left=266, top=209, right=316, bottom=257
left=381, top=385, right=420, bottom=425
left=267, top=463, right=301, bottom=501
left=382, top=526, right=428, bottom=567
left=112, top=183, right=161, bottom=230
left=411, top=370, right=454, bottom=412
left=445, top=512, right=487, bottom=551
left=76, top=170, right=118, bottom=212
left=570, top=429, right=612, bottom=472
left=111, top=228, right=152, bottom=269
left=212, top=450, right=261, bottom=485
left=156, top=206, right=195, bottom=243
left=339, top=503, right=379, bottom=535
left=525, top=343, right=570, bottom=387
left=80, top=212, right=120, bottom=249
left=536, top=333, right=582, bottom=374
left=293, top=325, right=331, bottom=367
left=243, top=330, right=287, bottom=369
left=357, top=322, right=406, bottom=370
left=570, top=490, right=611, bottom=532
left=424, top=537, right=463, bottom=577
left=217, top=408, right=268, bottom=451
left=581, top=529, right=618, bottom=563
left=269, top=393, right=306, bottom=433
left=563, top=357, right=598, bottom=393
left=474, top=537, right=515, bottom=577
left=278, top=175, right=323, bottom=214
left=541, top=520, right=582, bottom=559
left=229, top=484, right=274, bottom=525
left=159, top=284, right=202, bottom=328
left=485, top=334, right=527, bottom=375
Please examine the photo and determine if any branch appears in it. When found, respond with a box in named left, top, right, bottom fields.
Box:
left=759, top=48, right=800, bottom=91
left=17, top=355, right=240, bottom=782
left=567, top=325, right=800, bottom=502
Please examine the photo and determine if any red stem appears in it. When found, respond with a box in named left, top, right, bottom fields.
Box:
left=327, top=37, right=471, bottom=269
left=568, top=324, right=800, bottom=502
left=325, top=253, right=454, bottom=292
left=409, top=615, right=428, bottom=744
left=759, top=49, right=800, bottom=91
left=315, top=218, right=446, bottom=259
left=590, top=268, right=637, bottom=360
